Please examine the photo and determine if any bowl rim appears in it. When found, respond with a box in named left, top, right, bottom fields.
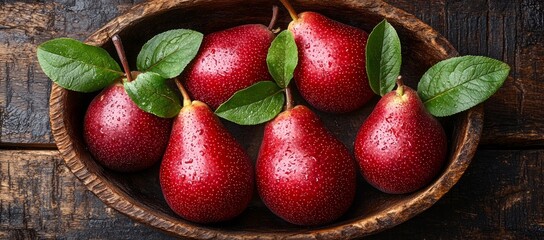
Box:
left=49, top=0, right=484, bottom=239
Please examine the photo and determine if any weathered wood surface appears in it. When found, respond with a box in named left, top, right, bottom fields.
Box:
left=0, top=150, right=541, bottom=239
left=392, top=0, right=544, bottom=147
left=0, top=0, right=543, bottom=239
left=0, top=150, right=172, bottom=240
left=372, top=149, right=544, bottom=239
left=0, top=0, right=143, bottom=146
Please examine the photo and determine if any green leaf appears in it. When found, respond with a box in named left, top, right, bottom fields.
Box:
left=215, top=81, right=285, bottom=125
left=137, top=29, right=203, bottom=78
left=36, top=38, right=123, bottom=92
left=366, top=19, right=402, bottom=96
left=267, top=30, right=298, bottom=88
left=417, top=56, right=510, bottom=117
left=124, top=72, right=181, bottom=118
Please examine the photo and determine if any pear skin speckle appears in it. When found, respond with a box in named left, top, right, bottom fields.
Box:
left=160, top=101, right=254, bottom=223
left=289, top=12, right=374, bottom=113
left=83, top=83, right=172, bottom=172
left=183, top=24, right=274, bottom=109
left=256, top=105, right=357, bottom=226
left=354, top=86, right=448, bottom=194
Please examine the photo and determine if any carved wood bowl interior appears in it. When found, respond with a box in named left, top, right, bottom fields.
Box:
left=49, top=0, right=484, bottom=239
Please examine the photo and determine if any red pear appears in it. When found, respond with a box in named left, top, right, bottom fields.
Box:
left=256, top=105, right=356, bottom=226
left=84, top=36, right=173, bottom=172
left=183, top=8, right=279, bottom=109
left=83, top=82, right=172, bottom=172
left=281, top=0, right=374, bottom=113
left=160, top=84, right=254, bottom=223
left=354, top=81, right=447, bottom=194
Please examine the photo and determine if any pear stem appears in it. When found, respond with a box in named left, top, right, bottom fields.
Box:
left=268, top=5, right=279, bottom=30
left=112, top=35, right=133, bottom=82
left=396, top=76, right=404, bottom=97
left=285, top=86, right=294, bottom=110
left=279, top=0, right=299, bottom=21
left=175, top=78, right=192, bottom=107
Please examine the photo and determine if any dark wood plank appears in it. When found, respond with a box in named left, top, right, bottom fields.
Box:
left=0, top=1, right=144, bottom=146
left=444, top=0, right=544, bottom=146
left=0, top=150, right=173, bottom=240
left=369, top=149, right=544, bottom=239
left=389, top=0, right=544, bottom=146
left=0, top=149, right=542, bottom=239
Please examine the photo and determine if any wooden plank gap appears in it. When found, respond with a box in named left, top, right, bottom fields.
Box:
left=0, top=143, right=57, bottom=150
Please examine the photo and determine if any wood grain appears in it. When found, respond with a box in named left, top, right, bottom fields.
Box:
left=451, top=0, right=544, bottom=146
left=0, top=150, right=172, bottom=240
left=371, top=149, right=544, bottom=239
left=0, top=0, right=144, bottom=146
left=391, top=0, right=544, bottom=147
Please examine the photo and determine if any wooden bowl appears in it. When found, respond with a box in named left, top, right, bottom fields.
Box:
left=49, top=0, right=484, bottom=239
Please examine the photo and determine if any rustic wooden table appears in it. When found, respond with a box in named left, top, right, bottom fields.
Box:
left=0, top=0, right=542, bottom=239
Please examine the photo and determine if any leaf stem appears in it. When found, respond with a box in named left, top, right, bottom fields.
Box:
left=175, top=78, right=192, bottom=107
left=268, top=5, right=279, bottom=30
left=112, top=35, right=133, bottom=82
left=285, top=86, right=294, bottom=110
left=279, top=0, right=299, bottom=21
left=396, top=75, right=404, bottom=97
